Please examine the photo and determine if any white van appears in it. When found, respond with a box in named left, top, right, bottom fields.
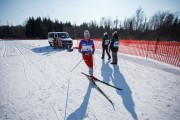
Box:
left=48, top=32, right=73, bottom=48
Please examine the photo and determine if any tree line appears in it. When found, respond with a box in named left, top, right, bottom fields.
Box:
left=0, top=8, right=179, bottom=41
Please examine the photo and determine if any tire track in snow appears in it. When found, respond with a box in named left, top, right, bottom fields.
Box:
left=51, top=104, right=60, bottom=120
left=13, top=42, right=71, bottom=91
left=3, top=42, right=7, bottom=57
left=0, top=41, right=33, bottom=119
left=64, top=76, right=71, bottom=120
left=0, top=41, right=3, bottom=56
left=11, top=41, right=68, bottom=81
left=22, top=61, right=32, bottom=103
left=0, top=41, right=26, bottom=57
left=10, top=41, right=73, bottom=119
left=8, top=41, right=61, bottom=118
left=11, top=41, right=54, bottom=100
left=2, top=41, right=33, bottom=104
left=11, top=42, right=32, bottom=103
left=2, top=41, right=7, bottom=57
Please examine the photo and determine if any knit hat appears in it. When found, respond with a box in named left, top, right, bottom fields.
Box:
left=112, top=31, right=117, bottom=36
left=103, top=32, right=107, bottom=36
left=84, top=30, right=90, bottom=36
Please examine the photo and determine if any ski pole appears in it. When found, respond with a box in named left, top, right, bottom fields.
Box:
left=70, top=59, right=83, bottom=72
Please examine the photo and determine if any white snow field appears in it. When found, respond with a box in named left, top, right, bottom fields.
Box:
left=0, top=40, right=180, bottom=120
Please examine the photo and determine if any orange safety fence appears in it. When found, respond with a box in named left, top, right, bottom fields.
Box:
left=76, top=39, right=180, bottom=67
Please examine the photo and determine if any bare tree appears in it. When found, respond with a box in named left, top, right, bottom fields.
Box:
left=149, top=11, right=166, bottom=30
left=113, top=16, right=119, bottom=30
left=107, top=17, right=112, bottom=30
left=100, top=17, right=105, bottom=28
left=134, top=7, right=146, bottom=31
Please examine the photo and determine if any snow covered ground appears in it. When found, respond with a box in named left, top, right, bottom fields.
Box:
left=0, top=40, right=180, bottom=120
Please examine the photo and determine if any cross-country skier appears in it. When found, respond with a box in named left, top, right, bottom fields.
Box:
left=101, top=32, right=111, bottom=60
left=78, top=30, right=96, bottom=82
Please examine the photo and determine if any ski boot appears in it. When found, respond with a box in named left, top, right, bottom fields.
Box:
left=89, top=75, right=96, bottom=83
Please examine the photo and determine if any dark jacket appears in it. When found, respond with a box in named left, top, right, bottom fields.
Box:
left=110, top=34, right=119, bottom=52
left=102, top=35, right=110, bottom=48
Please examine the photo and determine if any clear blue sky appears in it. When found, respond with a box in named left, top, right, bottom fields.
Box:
left=0, top=0, right=180, bottom=26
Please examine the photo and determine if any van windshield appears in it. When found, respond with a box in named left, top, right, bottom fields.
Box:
left=48, top=33, right=54, bottom=38
left=57, top=33, right=70, bottom=38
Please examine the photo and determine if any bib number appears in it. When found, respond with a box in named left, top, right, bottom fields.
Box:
left=82, top=45, right=92, bottom=51
left=104, top=40, right=109, bottom=45
left=113, top=41, right=119, bottom=47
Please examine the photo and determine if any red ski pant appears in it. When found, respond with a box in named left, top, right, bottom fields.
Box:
left=82, top=54, right=93, bottom=68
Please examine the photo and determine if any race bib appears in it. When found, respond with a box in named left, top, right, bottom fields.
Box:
left=113, top=41, right=119, bottom=47
left=104, top=39, right=109, bottom=45
left=82, top=45, right=92, bottom=52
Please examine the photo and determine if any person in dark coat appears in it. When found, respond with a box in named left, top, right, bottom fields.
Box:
left=110, top=31, right=119, bottom=64
left=101, top=32, right=111, bottom=60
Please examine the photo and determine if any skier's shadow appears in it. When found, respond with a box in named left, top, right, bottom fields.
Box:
left=66, top=84, right=92, bottom=120
left=112, top=65, right=138, bottom=120
left=101, top=61, right=138, bottom=120
left=101, top=60, right=112, bottom=83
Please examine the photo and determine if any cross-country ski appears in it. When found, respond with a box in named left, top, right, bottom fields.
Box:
left=81, top=72, right=114, bottom=106
left=81, top=72, right=123, bottom=91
